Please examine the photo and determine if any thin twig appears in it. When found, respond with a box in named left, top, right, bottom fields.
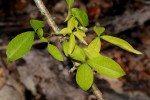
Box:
left=92, top=83, right=104, bottom=100
left=69, top=66, right=77, bottom=73
left=33, top=0, right=104, bottom=100
left=34, top=0, right=59, bottom=33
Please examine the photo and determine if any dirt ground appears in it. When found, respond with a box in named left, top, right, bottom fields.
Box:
left=0, top=0, right=150, bottom=100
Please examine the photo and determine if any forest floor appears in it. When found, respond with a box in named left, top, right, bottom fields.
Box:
left=0, top=0, right=150, bottom=100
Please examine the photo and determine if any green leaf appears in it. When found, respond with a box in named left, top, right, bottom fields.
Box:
left=83, top=48, right=100, bottom=59
left=101, top=35, right=142, bottom=54
left=37, top=28, right=43, bottom=38
left=76, top=64, right=93, bottom=91
left=87, top=55, right=126, bottom=78
left=47, top=44, right=64, bottom=61
left=69, top=34, right=76, bottom=54
left=6, top=31, right=35, bottom=62
left=88, top=37, right=101, bottom=52
left=68, top=17, right=76, bottom=31
left=93, top=26, right=105, bottom=36
left=75, top=19, right=78, bottom=28
left=40, top=37, right=48, bottom=43
left=66, top=0, right=74, bottom=7
left=58, top=28, right=72, bottom=35
left=30, top=19, right=44, bottom=31
left=63, top=41, right=85, bottom=61
left=70, top=45, right=85, bottom=62
left=71, top=8, right=89, bottom=27
left=73, top=31, right=87, bottom=45
left=76, top=29, right=86, bottom=37
left=62, top=41, right=69, bottom=56
left=65, top=9, right=72, bottom=22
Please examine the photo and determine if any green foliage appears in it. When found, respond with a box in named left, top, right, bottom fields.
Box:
left=69, top=34, right=76, bottom=54
left=30, top=19, right=44, bottom=31
left=6, top=31, right=35, bottom=62
left=68, top=17, right=76, bottom=31
left=93, top=26, right=105, bottom=36
left=65, top=9, right=72, bottom=22
left=66, top=0, right=74, bottom=7
left=40, top=37, right=49, bottom=43
left=58, top=28, right=72, bottom=35
left=65, top=0, right=74, bottom=21
left=6, top=0, right=142, bottom=92
left=76, top=64, right=93, bottom=91
left=101, top=35, right=142, bottom=54
left=47, top=44, right=64, bottom=61
left=83, top=48, right=100, bottom=59
left=76, top=29, right=86, bottom=37
left=88, top=37, right=101, bottom=52
left=78, top=26, right=88, bottom=32
left=74, top=19, right=78, bottom=28
left=62, top=41, right=69, bottom=56
left=87, top=55, right=126, bottom=78
left=71, top=8, right=89, bottom=27
left=37, top=28, right=44, bottom=38
left=70, top=45, right=85, bottom=62
left=73, top=31, right=87, bottom=45
left=63, top=41, right=85, bottom=62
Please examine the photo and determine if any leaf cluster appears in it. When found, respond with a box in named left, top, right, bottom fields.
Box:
left=7, top=19, right=64, bottom=62
left=6, top=0, right=142, bottom=92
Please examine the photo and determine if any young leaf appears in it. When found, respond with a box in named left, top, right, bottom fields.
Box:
left=68, top=17, right=76, bottom=31
left=73, top=31, right=87, bottom=45
left=69, top=34, right=76, bottom=54
left=58, top=28, right=72, bottom=35
left=75, top=19, right=78, bottom=28
left=87, top=55, right=126, bottom=78
left=6, top=31, right=35, bottom=62
left=76, top=29, right=86, bottom=37
left=70, top=45, right=85, bottom=62
left=66, top=0, right=74, bottom=7
left=65, top=9, right=72, bottom=22
left=47, top=44, right=64, bottom=61
left=62, top=41, right=69, bottom=56
left=101, top=35, right=142, bottom=54
left=93, top=26, right=105, bottom=36
left=83, top=48, right=100, bottom=59
left=40, top=37, right=49, bottom=43
left=88, top=37, right=101, bottom=52
left=37, top=28, right=43, bottom=38
left=30, top=19, right=44, bottom=31
left=76, top=64, right=93, bottom=91
left=71, top=8, right=89, bottom=27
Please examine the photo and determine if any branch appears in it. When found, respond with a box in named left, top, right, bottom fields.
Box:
left=33, top=0, right=59, bottom=33
left=92, top=83, right=104, bottom=100
left=33, top=0, right=104, bottom=100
